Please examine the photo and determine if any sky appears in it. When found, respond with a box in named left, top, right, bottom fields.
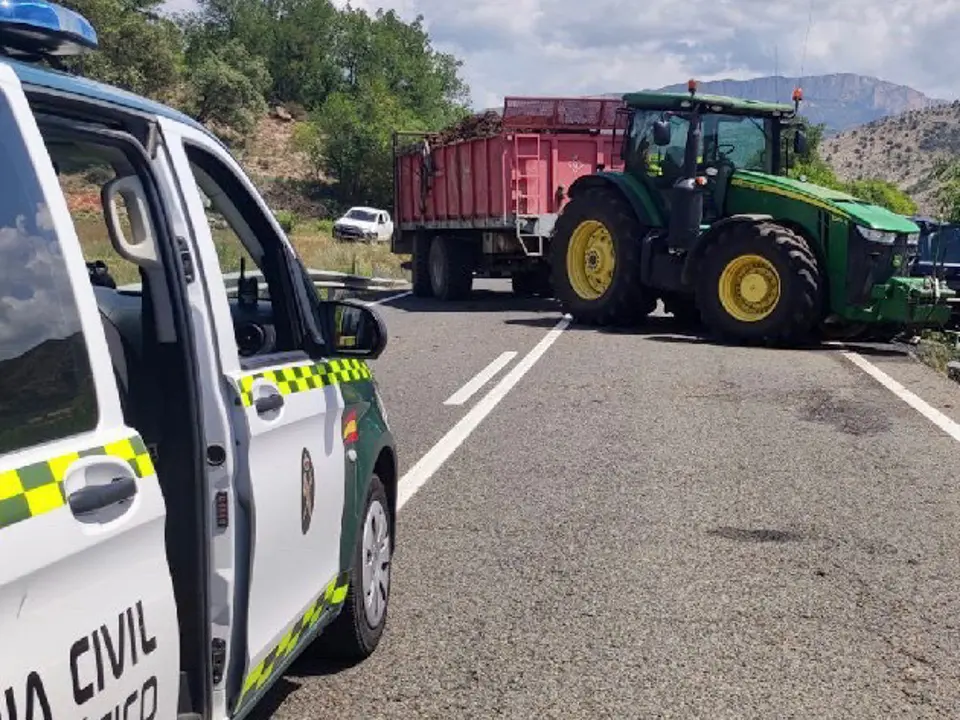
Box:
left=161, top=0, right=960, bottom=110
left=0, top=203, right=82, bottom=362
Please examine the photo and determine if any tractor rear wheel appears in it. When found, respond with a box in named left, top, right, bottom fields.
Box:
left=549, top=187, right=655, bottom=325
left=695, top=221, right=823, bottom=345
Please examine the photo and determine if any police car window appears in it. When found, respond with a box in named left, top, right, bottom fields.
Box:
left=181, top=141, right=299, bottom=355
left=47, top=143, right=141, bottom=288
left=180, top=146, right=271, bottom=298
left=0, top=94, right=98, bottom=455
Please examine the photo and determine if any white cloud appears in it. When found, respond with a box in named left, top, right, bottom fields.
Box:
left=160, top=0, right=959, bottom=109
left=0, top=203, right=82, bottom=362
left=321, top=0, right=960, bottom=109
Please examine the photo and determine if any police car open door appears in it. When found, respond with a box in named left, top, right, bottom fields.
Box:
left=155, top=116, right=348, bottom=716
left=0, top=63, right=180, bottom=719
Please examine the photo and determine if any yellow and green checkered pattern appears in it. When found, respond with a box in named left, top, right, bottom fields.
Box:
left=0, top=434, right=155, bottom=532
left=235, top=572, right=350, bottom=711
left=236, top=358, right=372, bottom=407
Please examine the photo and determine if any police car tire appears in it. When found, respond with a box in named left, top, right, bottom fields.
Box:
left=316, top=473, right=391, bottom=661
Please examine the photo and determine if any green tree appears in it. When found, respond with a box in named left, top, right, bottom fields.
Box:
left=60, top=0, right=184, bottom=100
left=183, top=38, right=271, bottom=142
left=331, top=8, right=469, bottom=125
left=187, top=0, right=343, bottom=108
left=304, top=77, right=426, bottom=205
left=291, top=6, right=470, bottom=204
left=933, top=160, right=960, bottom=222
left=846, top=178, right=918, bottom=215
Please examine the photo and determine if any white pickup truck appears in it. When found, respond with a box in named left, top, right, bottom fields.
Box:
left=0, top=3, right=398, bottom=719
left=332, top=206, right=394, bottom=242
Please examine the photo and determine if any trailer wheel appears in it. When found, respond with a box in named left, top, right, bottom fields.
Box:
left=428, top=236, right=473, bottom=300
left=411, top=234, right=433, bottom=297
left=695, top=221, right=823, bottom=346
left=549, top=187, right=654, bottom=325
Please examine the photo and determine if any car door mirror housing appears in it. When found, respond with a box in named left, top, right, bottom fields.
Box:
left=653, top=120, right=672, bottom=147
left=319, top=299, right=388, bottom=359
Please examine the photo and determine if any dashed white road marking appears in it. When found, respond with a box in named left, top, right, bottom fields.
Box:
left=397, top=315, right=571, bottom=511
left=365, top=290, right=412, bottom=306
left=443, top=351, right=517, bottom=406
left=842, top=349, right=960, bottom=443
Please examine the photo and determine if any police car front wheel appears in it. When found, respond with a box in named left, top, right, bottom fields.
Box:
left=316, top=473, right=392, bottom=661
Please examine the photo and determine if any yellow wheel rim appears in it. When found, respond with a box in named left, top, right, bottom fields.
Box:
left=566, top=220, right=616, bottom=300
left=718, top=254, right=781, bottom=322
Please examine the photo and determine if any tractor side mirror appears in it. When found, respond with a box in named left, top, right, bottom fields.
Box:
left=793, top=129, right=808, bottom=156
left=653, top=120, right=671, bottom=147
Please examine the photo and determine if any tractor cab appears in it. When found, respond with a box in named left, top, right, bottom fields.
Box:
left=618, top=81, right=805, bottom=238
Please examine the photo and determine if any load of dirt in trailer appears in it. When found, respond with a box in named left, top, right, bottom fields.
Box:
left=434, top=110, right=503, bottom=143
left=397, top=110, right=503, bottom=155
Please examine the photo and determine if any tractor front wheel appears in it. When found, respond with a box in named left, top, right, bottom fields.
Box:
left=696, top=221, right=823, bottom=346
left=549, top=187, right=655, bottom=325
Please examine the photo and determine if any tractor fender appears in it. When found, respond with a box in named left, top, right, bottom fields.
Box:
left=567, top=172, right=664, bottom=229
left=681, top=213, right=773, bottom=286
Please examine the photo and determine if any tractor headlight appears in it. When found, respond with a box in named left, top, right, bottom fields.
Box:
left=906, top=232, right=919, bottom=246
left=857, top=225, right=897, bottom=245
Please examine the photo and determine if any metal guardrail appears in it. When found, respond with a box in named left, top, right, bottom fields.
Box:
left=119, top=268, right=410, bottom=295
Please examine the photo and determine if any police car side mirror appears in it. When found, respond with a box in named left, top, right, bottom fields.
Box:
left=321, top=299, right=388, bottom=359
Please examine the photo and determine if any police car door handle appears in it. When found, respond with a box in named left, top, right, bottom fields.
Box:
left=255, top=393, right=284, bottom=414
left=68, top=476, right=138, bottom=515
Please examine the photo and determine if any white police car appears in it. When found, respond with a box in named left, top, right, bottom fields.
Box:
left=0, top=3, right=398, bottom=718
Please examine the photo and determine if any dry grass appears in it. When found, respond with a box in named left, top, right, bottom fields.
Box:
left=63, top=110, right=409, bottom=287
left=235, top=114, right=314, bottom=184
left=911, top=330, right=960, bottom=376
left=75, top=215, right=410, bottom=288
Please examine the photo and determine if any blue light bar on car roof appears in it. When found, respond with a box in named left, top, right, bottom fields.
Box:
left=0, top=0, right=98, bottom=58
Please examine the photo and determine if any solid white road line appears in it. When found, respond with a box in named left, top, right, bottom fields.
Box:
left=842, top=349, right=960, bottom=443
left=397, top=315, right=572, bottom=511
left=443, top=351, right=518, bottom=406
left=365, top=290, right=412, bottom=306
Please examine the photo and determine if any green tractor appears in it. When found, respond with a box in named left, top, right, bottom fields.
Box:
left=549, top=82, right=953, bottom=344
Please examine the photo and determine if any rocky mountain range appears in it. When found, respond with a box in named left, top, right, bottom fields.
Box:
left=652, top=74, right=948, bottom=133
left=821, top=101, right=960, bottom=216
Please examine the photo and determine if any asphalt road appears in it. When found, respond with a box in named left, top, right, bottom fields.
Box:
left=253, top=279, right=960, bottom=719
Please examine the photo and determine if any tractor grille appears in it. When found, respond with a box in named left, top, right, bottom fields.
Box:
left=845, top=226, right=912, bottom=305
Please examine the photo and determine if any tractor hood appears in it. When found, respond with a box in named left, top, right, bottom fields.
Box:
left=733, top=170, right=919, bottom=233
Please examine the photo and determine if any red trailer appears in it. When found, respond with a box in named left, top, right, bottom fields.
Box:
left=392, top=96, right=628, bottom=300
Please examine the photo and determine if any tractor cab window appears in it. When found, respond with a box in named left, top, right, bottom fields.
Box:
left=625, top=110, right=699, bottom=188
left=702, top=114, right=772, bottom=173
